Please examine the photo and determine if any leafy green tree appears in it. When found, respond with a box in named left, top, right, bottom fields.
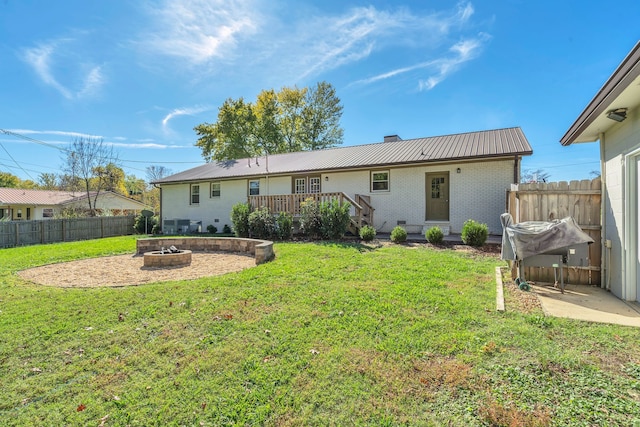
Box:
left=194, top=82, right=343, bottom=161
left=300, top=81, right=344, bottom=151
left=38, top=173, right=59, bottom=190
left=0, top=171, right=20, bottom=188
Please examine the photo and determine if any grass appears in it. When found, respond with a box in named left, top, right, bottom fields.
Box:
left=1, top=236, right=640, bottom=426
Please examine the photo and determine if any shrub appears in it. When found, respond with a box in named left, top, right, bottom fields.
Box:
left=461, top=219, right=488, bottom=247
left=133, top=213, right=158, bottom=234
left=359, top=225, right=376, bottom=242
left=299, top=198, right=322, bottom=239
left=222, top=224, right=232, bottom=234
left=248, top=206, right=275, bottom=239
left=390, top=226, right=407, bottom=243
left=206, top=224, right=217, bottom=234
left=230, top=202, right=251, bottom=237
left=425, top=226, right=444, bottom=244
left=319, top=199, right=352, bottom=239
left=274, top=212, right=293, bottom=240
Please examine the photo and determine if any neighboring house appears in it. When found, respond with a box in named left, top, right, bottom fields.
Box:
left=560, top=41, right=640, bottom=301
left=0, top=188, right=150, bottom=220
left=155, top=127, right=532, bottom=236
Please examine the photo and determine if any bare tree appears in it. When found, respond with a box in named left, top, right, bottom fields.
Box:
left=64, top=136, right=119, bottom=216
left=145, top=165, right=173, bottom=184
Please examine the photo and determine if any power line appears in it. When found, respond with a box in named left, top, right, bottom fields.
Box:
left=0, top=140, right=35, bottom=181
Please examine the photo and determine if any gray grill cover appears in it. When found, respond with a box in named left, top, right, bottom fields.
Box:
left=500, top=213, right=594, bottom=261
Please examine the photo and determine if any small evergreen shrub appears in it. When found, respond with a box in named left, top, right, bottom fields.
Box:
left=461, top=219, right=488, bottom=247
left=425, top=226, right=444, bottom=244
left=206, top=224, right=217, bottom=234
left=133, top=213, right=158, bottom=234
left=299, top=198, right=322, bottom=239
left=248, top=206, right=275, bottom=239
left=230, top=202, right=251, bottom=237
left=319, top=199, right=351, bottom=239
left=275, top=212, right=293, bottom=240
left=359, top=225, right=376, bottom=242
left=222, top=224, right=232, bottom=234
left=390, top=226, right=407, bottom=243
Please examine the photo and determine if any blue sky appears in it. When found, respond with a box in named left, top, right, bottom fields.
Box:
left=1, top=0, right=638, bottom=183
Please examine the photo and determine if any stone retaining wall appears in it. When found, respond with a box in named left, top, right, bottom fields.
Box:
left=136, top=237, right=274, bottom=265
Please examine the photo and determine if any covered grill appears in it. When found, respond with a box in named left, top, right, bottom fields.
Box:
left=500, top=213, right=594, bottom=292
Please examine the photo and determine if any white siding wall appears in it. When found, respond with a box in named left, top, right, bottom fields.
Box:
left=161, top=158, right=515, bottom=235
left=601, top=107, right=640, bottom=299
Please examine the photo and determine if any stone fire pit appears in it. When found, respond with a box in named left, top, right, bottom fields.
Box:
left=143, top=248, right=192, bottom=268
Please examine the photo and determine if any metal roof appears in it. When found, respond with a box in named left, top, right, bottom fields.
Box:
left=0, top=188, right=84, bottom=205
left=156, top=127, right=532, bottom=184
left=0, top=188, right=148, bottom=207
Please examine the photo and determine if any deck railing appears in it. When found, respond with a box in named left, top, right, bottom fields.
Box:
left=248, top=192, right=372, bottom=228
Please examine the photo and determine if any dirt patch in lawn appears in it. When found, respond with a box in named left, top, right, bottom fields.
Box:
left=18, top=252, right=256, bottom=288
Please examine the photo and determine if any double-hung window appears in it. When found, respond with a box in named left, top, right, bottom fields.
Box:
left=371, top=171, right=389, bottom=192
left=249, top=180, right=260, bottom=196
left=190, top=184, right=200, bottom=204
left=211, top=182, right=221, bottom=198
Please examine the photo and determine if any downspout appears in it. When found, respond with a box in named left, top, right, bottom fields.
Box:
left=513, top=155, right=520, bottom=184
left=599, top=132, right=609, bottom=290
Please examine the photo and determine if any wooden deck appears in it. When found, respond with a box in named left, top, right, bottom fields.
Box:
left=248, top=192, right=374, bottom=231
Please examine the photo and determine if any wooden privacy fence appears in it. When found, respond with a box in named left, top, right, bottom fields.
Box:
left=0, top=216, right=136, bottom=249
left=506, top=178, right=601, bottom=286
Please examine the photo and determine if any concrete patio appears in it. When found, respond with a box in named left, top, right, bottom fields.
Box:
left=531, top=283, right=640, bottom=327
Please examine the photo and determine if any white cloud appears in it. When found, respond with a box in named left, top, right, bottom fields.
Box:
left=21, top=39, right=106, bottom=100
left=140, top=0, right=258, bottom=64
left=417, top=33, right=491, bottom=91
left=22, top=42, right=73, bottom=99
left=162, top=106, right=212, bottom=129
left=137, top=1, right=488, bottom=90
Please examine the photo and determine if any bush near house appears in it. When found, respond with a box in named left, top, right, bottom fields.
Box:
left=461, top=219, right=488, bottom=247
left=359, top=225, right=376, bottom=242
left=248, top=206, right=276, bottom=239
left=230, top=202, right=252, bottom=238
left=319, top=199, right=351, bottom=239
left=299, top=198, right=322, bottom=239
left=426, top=226, right=444, bottom=244
left=390, top=225, right=407, bottom=243
left=206, top=224, right=217, bottom=234
left=223, top=224, right=232, bottom=234
left=133, top=213, right=158, bottom=234
left=274, top=212, right=293, bottom=241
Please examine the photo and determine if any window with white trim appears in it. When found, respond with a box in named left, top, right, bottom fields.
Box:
left=211, top=182, right=221, bottom=198
left=249, top=180, right=260, bottom=196
left=43, top=208, right=54, bottom=218
left=309, top=177, right=321, bottom=193
left=371, top=171, right=389, bottom=192
left=294, top=178, right=306, bottom=194
left=190, top=184, right=200, bottom=204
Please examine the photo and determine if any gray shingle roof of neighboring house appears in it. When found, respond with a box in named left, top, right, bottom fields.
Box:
left=156, top=127, right=532, bottom=184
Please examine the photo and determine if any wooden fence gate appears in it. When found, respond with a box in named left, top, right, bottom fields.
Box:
left=506, top=178, right=601, bottom=286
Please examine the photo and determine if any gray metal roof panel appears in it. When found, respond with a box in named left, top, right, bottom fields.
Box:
left=156, top=127, right=532, bottom=184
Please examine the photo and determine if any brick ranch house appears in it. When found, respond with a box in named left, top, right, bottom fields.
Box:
left=154, top=127, right=533, bottom=236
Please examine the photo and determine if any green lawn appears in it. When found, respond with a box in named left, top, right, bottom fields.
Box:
left=1, top=236, right=640, bottom=426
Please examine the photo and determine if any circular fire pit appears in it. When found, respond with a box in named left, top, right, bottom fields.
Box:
left=143, top=249, right=192, bottom=268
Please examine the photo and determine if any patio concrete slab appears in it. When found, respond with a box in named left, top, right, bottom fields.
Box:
left=531, top=283, right=640, bottom=327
